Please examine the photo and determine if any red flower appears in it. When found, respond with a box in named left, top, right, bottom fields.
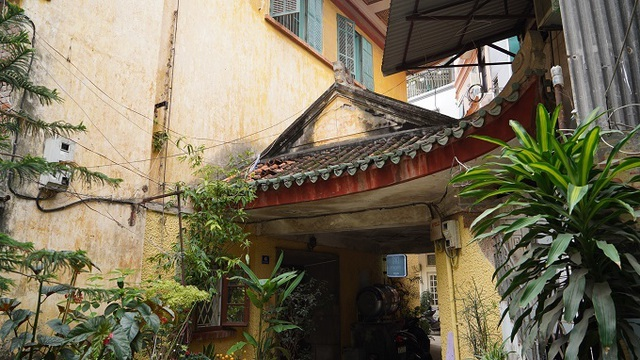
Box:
left=103, top=332, right=114, bottom=346
left=160, top=316, right=168, bottom=324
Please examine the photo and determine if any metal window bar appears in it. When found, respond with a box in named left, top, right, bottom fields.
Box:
left=407, top=68, right=455, bottom=99
left=273, top=13, right=300, bottom=37
left=195, top=280, right=223, bottom=328
left=195, top=295, right=222, bottom=328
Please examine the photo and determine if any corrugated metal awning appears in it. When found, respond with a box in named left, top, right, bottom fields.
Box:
left=382, top=0, right=534, bottom=75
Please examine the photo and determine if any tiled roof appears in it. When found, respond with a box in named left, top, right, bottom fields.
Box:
left=249, top=80, right=526, bottom=193
left=250, top=118, right=487, bottom=191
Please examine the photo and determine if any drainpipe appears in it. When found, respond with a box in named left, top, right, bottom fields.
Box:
left=446, top=250, right=461, bottom=360
left=551, top=65, right=567, bottom=129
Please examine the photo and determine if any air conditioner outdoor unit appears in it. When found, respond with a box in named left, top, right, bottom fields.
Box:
left=534, top=0, right=562, bottom=30
left=39, top=137, right=75, bottom=191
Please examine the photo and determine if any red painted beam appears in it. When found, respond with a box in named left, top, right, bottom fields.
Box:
left=248, top=77, right=540, bottom=209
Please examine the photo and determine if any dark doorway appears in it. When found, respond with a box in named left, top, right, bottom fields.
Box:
left=280, top=249, right=340, bottom=360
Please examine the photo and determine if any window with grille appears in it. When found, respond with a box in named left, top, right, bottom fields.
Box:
left=195, top=273, right=249, bottom=329
left=270, top=0, right=323, bottom=52
left=337, top=15, right=374, bottom=91
left=428, top=274, right=438, bottom=305
left=221, top=276, right=250, bottom=326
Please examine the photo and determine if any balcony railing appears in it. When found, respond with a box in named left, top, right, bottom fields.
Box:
left=407, top=68, right=455, bottom=99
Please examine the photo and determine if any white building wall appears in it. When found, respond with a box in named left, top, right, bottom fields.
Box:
left=408, top=84, right=458, bottom=118
left=408, top=38, right=517, bottom=119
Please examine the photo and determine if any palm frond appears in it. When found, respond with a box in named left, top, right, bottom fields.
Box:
left=52, top=161, right=122, bottom=187
left=0, top=45, right=61, bottom=105
left=0, top=3, right=28, bottom=31
left=0, top=42, right=33, bottom=76
left=0, top=233, right=32, bottom=293
left=23, top=249, right=97, bottom=278
left=0, top=35, right=59, bottom=105
left=0, top=109, right=86, bottom=137
left=0, top=156, right=121, bottom=188
left=0, top=155, right=50, bottom=183
left=0, top=30, right=30, bottom=46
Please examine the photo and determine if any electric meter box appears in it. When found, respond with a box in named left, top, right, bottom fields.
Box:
left=39, top=137, right=75, bottom=191
left=442, top=220, right=461, bottom=249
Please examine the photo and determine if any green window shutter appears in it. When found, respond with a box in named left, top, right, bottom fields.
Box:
left=337, top=15, right=355, bottom=76
left=361, top=36, right=374, bottom=90
left=271, top=0, right=300, bottom=16
left=354, top=33, right=362, bottom=81
left=306, top=0, right=323, bottom=51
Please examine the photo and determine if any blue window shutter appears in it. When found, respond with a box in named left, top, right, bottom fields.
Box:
left=337, top=15, right=355, bottom=76
left=270, top=0, right=300, bottom=16
left=306, top=0, right=323, bottom=51
left=361, top=36, right=374, bottom=90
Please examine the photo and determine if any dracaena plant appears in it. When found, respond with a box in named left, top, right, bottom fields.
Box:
left=451, top=104, right=640, bottom=359
left=227, top=253, right=304, bottom=360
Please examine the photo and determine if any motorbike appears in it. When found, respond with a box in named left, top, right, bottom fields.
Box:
left=424, top=306, right=440, bottom=332
left=393, top=316, right=433, bottom=360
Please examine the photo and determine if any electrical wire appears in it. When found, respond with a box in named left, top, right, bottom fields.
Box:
left=35, top=187, right=136, bottom=213
left=72, top=141, right=162, bottom=186
left=36, top=61, right=162, bottom=184
left=5, top=19, right=166, bottom=188
left=81, top=105, right=307, bottom=170
left=382, top=77, right=409, bottom=96
left=36, top=37, right=200, bottom=165
left=599, top=103, right=640, bottom=155
left=36, top=31, right=311, bottom=171
left=36, top=35, right=195, bottom=142
left=36, top=33, right=285, bottom=146
left=604, top=0, right=639, bottom=98
left=31, top=17, right=428, bottom=184
left=32, top=50, right=188, bottom=164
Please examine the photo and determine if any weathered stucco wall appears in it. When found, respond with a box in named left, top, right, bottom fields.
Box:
left=159, top=0, right=335, bottom=184
left=142, top=211, right=180, bottom=281
left=158, top=0, right=407, bottom=185
left=2, top=0, right=410, bottom=355
left=3, top=1, right=165, bottom=314
left=289, top=95, right=401, bottom=151
left=435, top=214, right=502, bottom=360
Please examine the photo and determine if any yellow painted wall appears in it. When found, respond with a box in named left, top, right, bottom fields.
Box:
left=142, top=211, right=180, bottom=281
left=4, top=0, right=409, bottom=354
left=185, top=232, right=385, bottom=357
left=3, top=0, right=164, bottom=317
left=290, top=95, right=406, bottom=150
left=435, top=214, right=503, bottom=360
left=6, top=0, right=408, bottom=278
left=159, top=0, right=407, bottom=185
